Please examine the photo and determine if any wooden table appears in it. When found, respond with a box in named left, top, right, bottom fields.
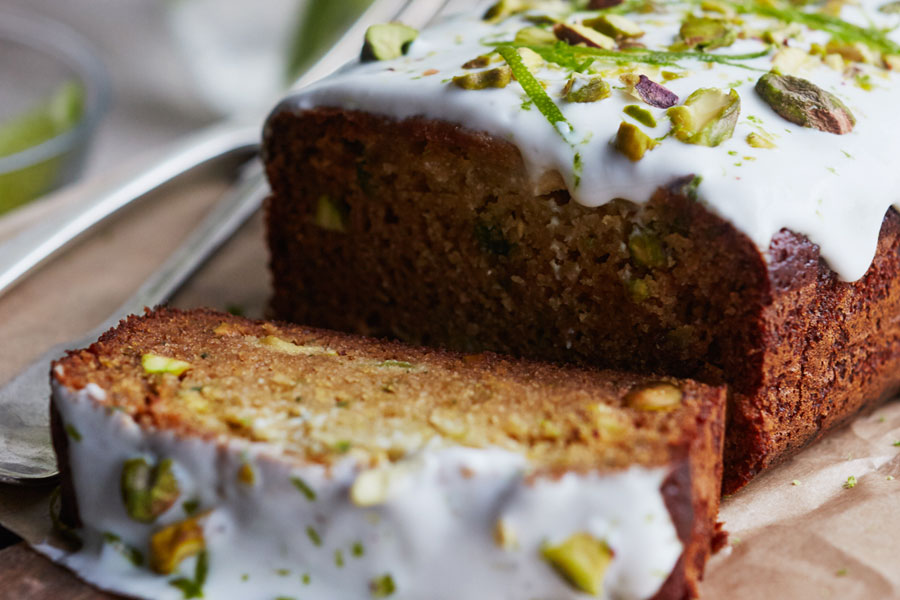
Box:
left=0, top=544, right=113, bottom=599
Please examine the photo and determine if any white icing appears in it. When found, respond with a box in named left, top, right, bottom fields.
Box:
left=282, top=0, right=900, bottom=281
left=43, top=380, right=682, bottom=600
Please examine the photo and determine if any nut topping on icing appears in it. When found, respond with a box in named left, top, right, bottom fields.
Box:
left=755, top=72, right=856, bottom=134
left=626, top=382, right=683, bottom=411
left=583, top=14, right=645, bottom=40
left=563, top=77, right=611, bottom=103
left=668, top=88, right=741, bottom=147
left=149, top=515, right=206, bottom=575
left=453, top=66, right=514, bottom=90
left=542, top=532, right=614, bottom=596
left=553, top=23, right=616, bottom=50
left=674, top=15, right=736, bottom=51
left=361, top=23, right=419, bottom=62
left=614, top=122, right=658, bottom=162
left=121, top=457, right=181, bottom=523
left=620, top=74, right=679, bottom=109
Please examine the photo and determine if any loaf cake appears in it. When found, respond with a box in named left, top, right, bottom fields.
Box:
left=263, top=0, right=900, bottom=492
left=50, top=308, right=726, bottom=599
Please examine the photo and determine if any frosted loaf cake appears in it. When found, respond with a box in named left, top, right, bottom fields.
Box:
left=263, top=0, right=900, bottom=492
left=49, top=308, right=726, bottom=599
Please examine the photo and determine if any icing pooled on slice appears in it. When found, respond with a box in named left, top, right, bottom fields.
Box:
left=279, top=0, right=900, bottom=281
left=43, top=380, right=683, bottom=600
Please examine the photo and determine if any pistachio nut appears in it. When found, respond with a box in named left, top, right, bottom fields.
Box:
left=142, top=354, right=191, bottom=376
left=626, top=382, right=683, bottom=411
left=452, top=66, right=513, bottom=90
left=121, top=457, right=181, bottom=523
left=667, top=88, right=740, bottom=147
left=614, top=122, right=658, bottom=162
left=149, top=515, right=206, bottom=575
left=755, top=72, right=855, bottom=134
left=553, top=23, right=616, bottom=50
left=542, top=533, right=613, bottom=595
left=361, top=23, right=418, bottom=62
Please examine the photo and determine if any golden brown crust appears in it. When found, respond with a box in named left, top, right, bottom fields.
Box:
left=263, top=105, right=900, bottom=493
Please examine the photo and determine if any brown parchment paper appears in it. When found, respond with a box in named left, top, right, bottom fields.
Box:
left=0, top=168, right=898, bottom=599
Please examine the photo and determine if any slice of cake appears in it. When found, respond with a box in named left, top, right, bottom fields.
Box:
left=50, top=308, right=726, bottom=600
left=262, top=0, right=900, bottom=492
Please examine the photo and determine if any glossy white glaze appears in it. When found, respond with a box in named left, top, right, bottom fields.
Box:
left=280, top=0, right=900, bottom=281
left=44, top=379, right=682, bottom=600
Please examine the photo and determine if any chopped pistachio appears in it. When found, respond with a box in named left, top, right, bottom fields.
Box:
left=314, top=195, right=348, bottom=232
left=238, top=463, right=255, bottom=486
left=483, top=0, right=529, bottom=22
left=542, top=533, right=613, bottom=595
left=517, top=47, right=545, bottom=71
left=371, top=573, right=397, bottom=597
left=462, top=55, right=492, bottom=69
left=792, top=479, right=801, bottom=486
left=361, top=23, right=418, bottom=62
left=843, top=475, right=858, bottom=489
left=620, top=74, right=678, bottom=108
left=883, top=55, right=900, bottom=70
left=377, top=359, right=415, bottom=369
left=563, top=77, right=611, bottom=103
left=553, top=23, right=616, bottom=50
left=514, top=26, right=558, bottom=46
left=121, top=457, right=181, bottom=523
left=452, top=66, right=513, bottom=90
left=880, top=0, right=900, bottom=12
left=149, top=516, right=205, bottom=575
left=614, top=122, right=658, bottom=162
left=772, top=47, right=815, bottom=76
left=825, top=40, right=878, bottom=64
left=306, top=526, right=322, bottom=546
left=142, top=354, right=191, bottom=376
left=701, top=0, right=736, bottom=15
left=64, top=423, right=82, bottom=442
left=335, top=549, right=345, bottom=568
left=352, top=541, right=365, bottom=557
left=667, top=88, right=740, bottom=147
left=628, top=228, right=667, bottom=269
left=494, top=519, right=519, bottom=550
left=746, top=131, right=777, bottom=149
left=661, top=70, right=688, bottom=81
left=835, top=567, right=849, bottom=576
left=623, top=105, right=657, bottom=128
left=583, top=14, right=644, bottom=39
left=259, top=335, right=336, bottom=356
left=755, top=72, right=855, bottom=135
left=626, top=382, right=683, bottom=411
left=675, top=16, right=736, bottom=51
left=291, top=476, right=317, bottom=501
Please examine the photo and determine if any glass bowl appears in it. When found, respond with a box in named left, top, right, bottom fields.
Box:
left=0, top=9, right=109, bottom=215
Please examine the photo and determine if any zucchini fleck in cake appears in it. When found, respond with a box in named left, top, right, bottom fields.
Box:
left=50, top=308, right=725, bottom=600
left=263, top=0, right=900, bottom=492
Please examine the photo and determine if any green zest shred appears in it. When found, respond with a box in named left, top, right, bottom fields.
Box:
left=728, top=0, right=900, bottom=56
left=496, top=46, right=573, bottom=141
left=502, top=41, right=772, bottom=70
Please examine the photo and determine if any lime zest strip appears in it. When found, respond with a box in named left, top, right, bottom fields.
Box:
left=497, top=45, right=573, bottom=141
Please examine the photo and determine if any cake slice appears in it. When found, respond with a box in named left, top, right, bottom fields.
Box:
left=50, top=308, right=725, bottom=600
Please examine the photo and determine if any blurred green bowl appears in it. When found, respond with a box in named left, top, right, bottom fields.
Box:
left=0, top=10, right=109, bottom=215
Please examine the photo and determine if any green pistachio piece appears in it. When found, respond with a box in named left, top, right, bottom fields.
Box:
left=517, top=47, right=545, bottom=71
left=149, top=515, right=206, bottom=575
left=142, top=354, right=191, bottom=376
left=361, top=23, right=418, bottom=62
left=700, top=0, right=736, bottom=15
left=755, top=72, right=855, bottom=135
left=583, top=14, right=644, bottom=39
left=542, top=533, right=613, bottom=596
left=675, top=16, right=736, bottom=50
left=626, top=382, right=683, bottom=411
left=371, top=573, right=397, bottom=597
left=884, top=55, right=900, bottom=70
left=880, top=0, right=900, bottom=12
left=825, top=40, right=878, bottom=64
left=553, top=23, right=616, bottom=50
left=483, top=0, right=530, bottom=22
left=453, top=66, right=513, bottom=90
left=614, top=122, right=658, bottom=162
left=563, top=77, right=611, bottom=103
left=514, top=26, right=558, bottom=46
left=314, top=195, right=348, bottom=232
left=628, top=228, right=667, bottom=269
left=462, top=54, right=494, bottom=69
left=667, top=88, right=740, bottom=147
left=746, top=131, right=777, bottom=149
left=121, top=457, right=181, bottom=523
left=623, top=105, right=657, bottom=128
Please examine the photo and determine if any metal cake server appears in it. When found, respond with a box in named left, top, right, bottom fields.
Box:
left=0, top=0, right=453, bottom=485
